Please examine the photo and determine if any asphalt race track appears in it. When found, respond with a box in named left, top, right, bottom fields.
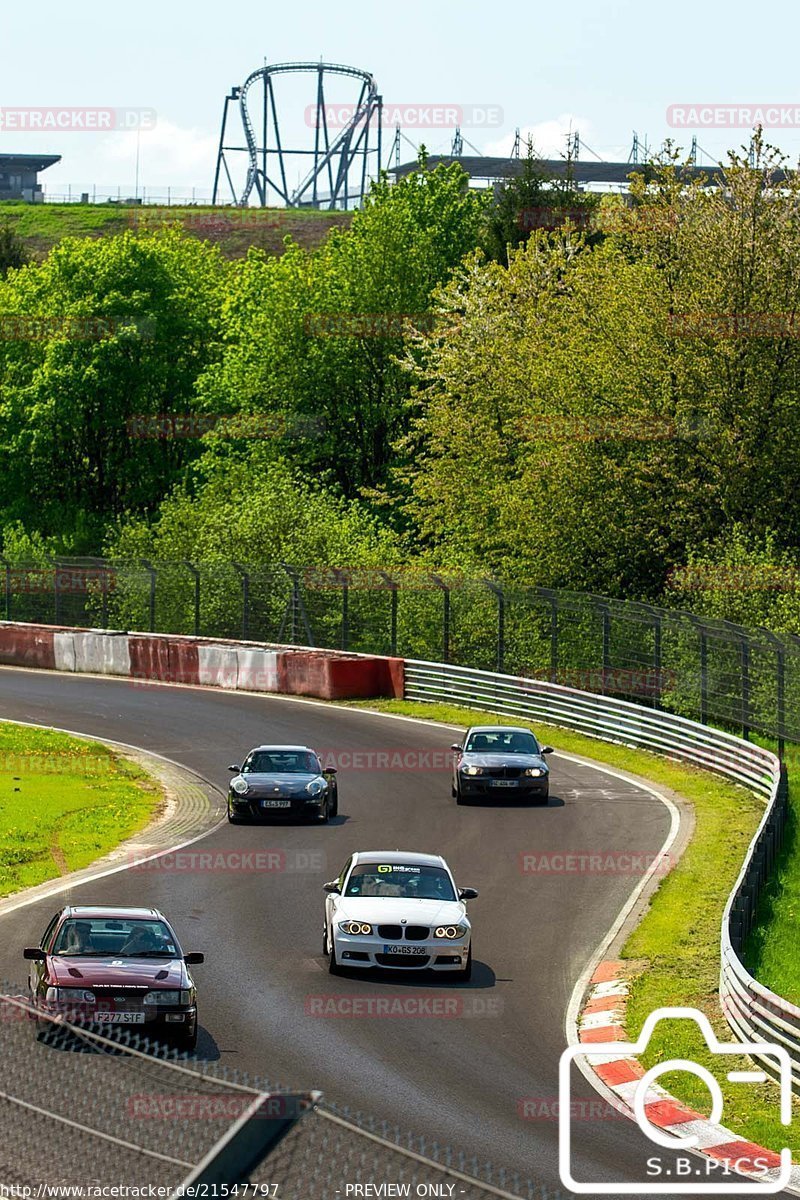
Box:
left=0, top=668, right=775, bottom=1199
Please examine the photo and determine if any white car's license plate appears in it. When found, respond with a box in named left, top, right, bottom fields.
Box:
left=384, top=945, right=427, bottom=955
left=491, top=779, right=518, bottom=787
left=95, top=1012, right=145, bottom=1024
left=261, top=799, right=291, bottom=808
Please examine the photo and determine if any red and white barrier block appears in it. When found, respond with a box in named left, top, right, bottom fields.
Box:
left=0, top=623, right=404, bottom=702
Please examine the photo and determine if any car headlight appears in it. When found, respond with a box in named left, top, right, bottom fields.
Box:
left=144, top=989, right=191, bottom=1006
left=461, top=765, right=484, bottom=776
left=306, top=778, right=326, bottom=796
left=231, top=777, right=249, bottom=795
left=339, top=921, right=373, bottom=935
left=523, top=767, right=546, bottom=777
left=45, top=987, right=95, bottom=1004
left=434, top=925, right=469, bottom=940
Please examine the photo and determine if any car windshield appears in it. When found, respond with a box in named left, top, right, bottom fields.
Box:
left=345, top=863, right=456, bottom=901
left=52, top=918, right=178, bottom=958
left=243, top=750, right=320, bottom=774
left=465, top=731, right=540, bottom=755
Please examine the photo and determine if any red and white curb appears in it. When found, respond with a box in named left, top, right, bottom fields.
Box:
left=576, top=961, right=799, bottom=1189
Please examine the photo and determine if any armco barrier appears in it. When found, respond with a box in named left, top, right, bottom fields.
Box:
left=403, top=659, right=799, bottom=1090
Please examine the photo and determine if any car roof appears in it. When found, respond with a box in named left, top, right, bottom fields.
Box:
left=249, top=745, right=315, bottom=753
left=465, top=725, right=536, bottom=735
left=353, top=850, right=447, bottom=868
left=62, top=906, right=164, bottom=921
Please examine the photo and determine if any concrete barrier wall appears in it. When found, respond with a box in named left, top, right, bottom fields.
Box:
left=0, top=622, right=403, bottom=702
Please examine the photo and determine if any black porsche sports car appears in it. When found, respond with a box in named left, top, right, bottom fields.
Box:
left=227, top=744, right=338, bottom=823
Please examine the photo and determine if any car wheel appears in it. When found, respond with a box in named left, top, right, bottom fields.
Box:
left=451, top=782, right=457, bottom=798
left=455, top=785, right=470, bottom=806
left=329, top=788, right=338, bottom=819
left=537, top=788, right=550, bottom=806
left=174, top=1022, right=198, bottom=1053
left=227, top=805, right=242, bottom=824
left=322, top=924, right=329, bottom=956
left=328, top=931, right=342, bottom=975
left=455, top=945, right=473, bottom=982
left=318, top=796, right=330, bottom=824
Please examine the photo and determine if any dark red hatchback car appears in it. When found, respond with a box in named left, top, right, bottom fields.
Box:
left=24, top=904, right=204, bottom=1050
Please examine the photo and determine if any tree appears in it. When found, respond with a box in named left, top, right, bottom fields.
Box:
left=398, top=137, right=800, bottom=597
left=194, top=159, right=489, bottom=499
left=0, top=220, right=27, bottom=276
left=0, top=229, right=227, bottom=548
left=481, top=138, right=598, bottom=264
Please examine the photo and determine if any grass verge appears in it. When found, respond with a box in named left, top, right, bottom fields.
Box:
left=0, top=720, right=162, bottom=897
left=0, top=201, right=351, bottom=260
left=348, top=698, right=798, bottom=1155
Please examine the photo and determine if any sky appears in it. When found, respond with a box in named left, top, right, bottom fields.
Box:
left=3, top=0, right=799, bottom=203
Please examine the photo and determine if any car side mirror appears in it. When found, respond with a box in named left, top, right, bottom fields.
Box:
left=23, top=947, right=46, bottom=960
left=458, top=887, right=479, bottom=901
left=184, top=952, right=205, bottom=965
left=541, top=746, right=554, bottom=755
left=450, top=744, right=463, bottom=752
left=228, top=764, right=241, bottom=772
left=323, top=880, right=341, bottom=894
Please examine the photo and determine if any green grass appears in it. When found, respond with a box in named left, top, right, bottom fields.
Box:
left=0, top=201, right=351, bottom=260
left=740, top=736, right=800, bottom=1004
left=0, top=720, right=161, bottom=896
left=349, top=698, right=799, bottom=1154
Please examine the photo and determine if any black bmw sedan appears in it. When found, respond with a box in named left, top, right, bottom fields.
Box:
left=228, top=745, right=338, bottom=823
left=450, top=726, right=553, bottom=805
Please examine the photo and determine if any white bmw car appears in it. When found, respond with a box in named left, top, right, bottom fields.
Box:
left=323, top=850, right=478, bottom=980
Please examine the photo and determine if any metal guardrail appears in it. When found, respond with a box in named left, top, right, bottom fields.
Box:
left=404, top=658, right=796, bottom=1083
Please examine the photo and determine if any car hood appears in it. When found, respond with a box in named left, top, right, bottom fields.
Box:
left=461, top=752, right=547, bottom=770
left=335, top=897, right=468, bottom=926
left=234, top=772, right=323, bottom=795
left=48, top=957, right=188, bottom=987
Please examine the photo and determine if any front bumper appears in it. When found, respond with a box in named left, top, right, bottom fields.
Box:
left=333, top=932, right=470, bottom=971
left=459, top=775, right=548, bottom=799
left=37, top=1002, right=197, bottom=1036
left=229, top=792, right=327, bottom=820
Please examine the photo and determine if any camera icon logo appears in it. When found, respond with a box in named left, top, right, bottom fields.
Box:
left=559, top=1006, right=793, bottom=1193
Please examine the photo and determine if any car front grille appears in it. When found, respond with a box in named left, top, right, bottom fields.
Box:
left=377, top=925, right=431, bottom=941
left=485, top=766, right=524, bottom=779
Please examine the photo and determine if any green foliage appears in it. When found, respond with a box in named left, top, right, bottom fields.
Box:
left=0, top=219, right=27, bottom=276
left=481, top=138, right=599, bottom=264
left=399, top=139, right=800, bottom=599
left=195, top=160, right=489, bottom=497
left=0, top=229, right=227, bottom=548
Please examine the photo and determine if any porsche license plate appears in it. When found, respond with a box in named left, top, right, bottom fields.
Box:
left=95, top=1012, right=145, bottom=1024
left=261, top=799, right=291, bottom=808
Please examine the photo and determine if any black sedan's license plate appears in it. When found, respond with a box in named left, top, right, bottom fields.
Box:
left=383, top=944, right=427, bottom=955
left=491, top=779, right=518, bottom=787
left=261, top=799, right=291, bottom=808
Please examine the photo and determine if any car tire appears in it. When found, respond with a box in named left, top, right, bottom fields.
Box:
left=451, top=782, right=457, bottom=798
left=328, top=931, right=342, bottom=975
left=227, top=805, right=243, bottom=824
left=455, top=785, right=470, bottom=806
left=455, top=946, right=473, bottom=982
left=329, top=788, right=338, bottom=819
left=175, top=1022, right=198, bottom=1053
left=318, top=797, right=330, bottom=824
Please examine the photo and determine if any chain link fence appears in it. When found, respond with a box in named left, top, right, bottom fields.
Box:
left=0, top=990, right=543, bottom=1198
left=2, top=558, right=797, bottom=749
